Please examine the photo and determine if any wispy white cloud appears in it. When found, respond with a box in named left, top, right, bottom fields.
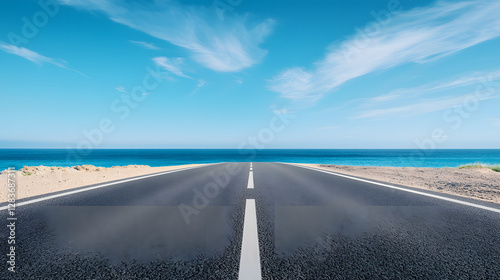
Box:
left=152, top=56, right=191, bottom=79
left=190, top=80, right=206, bottom=94
left=269, top=0, right=500, bottom=101
left=196, top=80, right=206, bottom=87
left=268, top=67, right=316, bottom=101
left=411, top=71, right=500, bottom=94
left=353, top=69, right=500, bottom=118
left=59, top=0, right=275, bottom=72
left=0, top=43, right=54, bottom=64
left=115, top=85, right=127, bottom=93
left=355, top=93, right=500, bottom=119
left=377, top=70, right=500, bottom=101
left=367, top=70, right=500, bottom=104
left=116, top=86, right=150, bottom=95
left=129, top=40, right=160, bottom=50
left=370, top=93, right=402, bottom=102
left=153, top=56, right=206, bottom=94
left=0, top=42, right=86, bottom=77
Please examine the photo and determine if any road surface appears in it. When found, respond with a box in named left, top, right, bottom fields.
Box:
left=1, top=162, right=499, bottom=279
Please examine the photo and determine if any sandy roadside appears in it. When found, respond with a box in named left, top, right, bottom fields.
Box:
left=0, top=164, right=204, bottom=203
left=296, top=164, right=500, bottom=204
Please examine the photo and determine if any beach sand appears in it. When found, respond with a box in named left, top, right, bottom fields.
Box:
left=0, top=164, right=203, bottom=203
left=297, top=164, right=500, bottom=204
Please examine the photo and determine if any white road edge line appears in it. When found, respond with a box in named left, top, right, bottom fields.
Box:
left=0, top=164, right=215, bottom=211
left=238, top=199, right=262, bottom=280
left=283, top=163, right=500, bottom=214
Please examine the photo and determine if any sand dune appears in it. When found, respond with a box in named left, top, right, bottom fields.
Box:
left=0, top=164, right=203, bottom=203
left=299, top=164, right=500, bottom=204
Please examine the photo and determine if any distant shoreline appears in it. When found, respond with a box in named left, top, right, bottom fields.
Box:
left=1, top=149, right=500, bottom=171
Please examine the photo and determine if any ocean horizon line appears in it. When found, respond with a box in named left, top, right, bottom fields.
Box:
left=1, top=149, right=499, bottom=170
left=1, top=148, right=500, bottom=150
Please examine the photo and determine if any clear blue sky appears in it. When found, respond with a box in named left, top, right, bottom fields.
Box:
left=1, top=0, right=499, bottom=149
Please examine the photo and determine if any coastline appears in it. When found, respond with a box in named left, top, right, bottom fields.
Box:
left=297, top=164, right=500, bottom=205
left=2, top=149, right=500, bottom=171
left=0, top=164, right=204, bottom=203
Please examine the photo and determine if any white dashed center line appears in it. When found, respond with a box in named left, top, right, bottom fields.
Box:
left=247, top=165, right=254, bottom=189
left=238, top=199, right=262, bottom=280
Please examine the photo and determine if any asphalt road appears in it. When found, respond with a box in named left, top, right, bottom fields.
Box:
left=1, top=162, right=499, bottom=279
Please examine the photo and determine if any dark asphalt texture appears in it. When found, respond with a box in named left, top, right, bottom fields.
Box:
left=1, top=162, right=499, bottom=279
left=254, top=163, right=500, bottom=279
left=1, top=163, right=248, bottom=280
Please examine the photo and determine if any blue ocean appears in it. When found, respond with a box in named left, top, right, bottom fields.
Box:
left=1, top=149, right=500, bottom=171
